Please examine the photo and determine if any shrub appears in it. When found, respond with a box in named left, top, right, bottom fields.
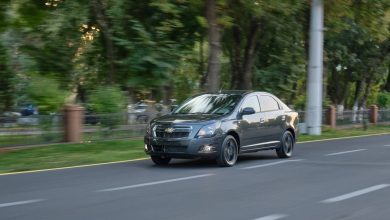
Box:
left=27, top=75, right=68, bottom=114
left=88, top=85, right=126, bottom=129
left=377, top=92, right=390, bottom=109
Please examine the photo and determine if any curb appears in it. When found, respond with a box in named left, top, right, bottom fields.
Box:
left=297, top=132, right=390, bottom=144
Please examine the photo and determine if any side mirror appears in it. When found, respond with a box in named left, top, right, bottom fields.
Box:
left=241, top=107, right=256, bottom=116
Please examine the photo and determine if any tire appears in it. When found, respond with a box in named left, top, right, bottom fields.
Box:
left=216, top=135, right=239, bottom=167
left=276, top=130, right=294, bottom=158
left=151, top=156, right=171, bottom=165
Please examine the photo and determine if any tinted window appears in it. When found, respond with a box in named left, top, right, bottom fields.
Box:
left=259, top=96, right=280, bottom=111
left=173, top=94, right=242, bottom=115
left=241, top=96, right=260, bottom=113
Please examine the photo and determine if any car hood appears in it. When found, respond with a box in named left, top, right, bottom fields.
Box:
left=153, top=114, right=222, bottom=124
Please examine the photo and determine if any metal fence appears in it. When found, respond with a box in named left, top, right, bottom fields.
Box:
left=82, top=113, right=146, bottom=142
left=0, top=113, right=147, bottom=148
left=0, top=114, right=64, bottom=147
left=1, top=109, right=390, bottom=148
left=335, top=109, right=370, bottom=126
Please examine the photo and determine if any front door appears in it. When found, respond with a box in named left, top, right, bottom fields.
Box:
left=238, top=95, right=266, bottom=150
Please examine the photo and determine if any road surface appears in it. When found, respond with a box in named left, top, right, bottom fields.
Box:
left=1, top=134, right=390, bottom=220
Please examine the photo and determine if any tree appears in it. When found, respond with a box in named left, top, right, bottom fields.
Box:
left=204, top=0, right=222, bottom=92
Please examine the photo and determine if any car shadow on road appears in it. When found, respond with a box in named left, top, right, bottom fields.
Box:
left=149, top=152, right=279, bottom=169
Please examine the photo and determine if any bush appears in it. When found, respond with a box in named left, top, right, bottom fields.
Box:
left=88, top=85, right=126, bottom=129
left=27, top=75, right=68, bottom=114
left=377, top=92, right=390, bottom=109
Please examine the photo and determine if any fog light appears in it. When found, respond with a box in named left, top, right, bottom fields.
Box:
left=200, top=144, right=214, bottom=153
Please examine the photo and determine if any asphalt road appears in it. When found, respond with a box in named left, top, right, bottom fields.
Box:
left=1, top=134, right=390, bottom=220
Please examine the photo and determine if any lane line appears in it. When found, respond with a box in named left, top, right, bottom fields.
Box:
left=384, top=145, right=390, bottom=147
left=241, top=159, right=303, bottom=170
left=253, top=214, right=288, bottom=220
left=321, top=184, right=390, bottom=203
left=98, top=173, right=214, bottom=192
left=325, top=149, right=367, bottom=156
left=0, top=199, right=45, bottom=208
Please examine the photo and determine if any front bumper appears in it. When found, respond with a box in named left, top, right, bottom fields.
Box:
left=144, top=135, right=223, bottom=159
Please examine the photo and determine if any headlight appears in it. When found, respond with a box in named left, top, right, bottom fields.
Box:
left=196, top=121, right=221, bottom=138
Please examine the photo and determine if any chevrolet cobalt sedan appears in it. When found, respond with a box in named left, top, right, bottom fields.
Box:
left=144, top=91, right=299, bottom=167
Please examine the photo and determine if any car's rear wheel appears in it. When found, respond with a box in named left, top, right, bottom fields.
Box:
left=276, top=130, right=294, bottom=158
left=217, top=135, right=238, bottom=167
left=151, top=156, right=171, bottom=165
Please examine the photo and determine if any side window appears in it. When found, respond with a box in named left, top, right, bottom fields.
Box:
left=241, top=96, right=261, bottom=112
left=259, top=96, right=280, bottom=112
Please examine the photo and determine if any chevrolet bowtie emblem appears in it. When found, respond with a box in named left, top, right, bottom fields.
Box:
left=165, top=128, right=175, bottom=133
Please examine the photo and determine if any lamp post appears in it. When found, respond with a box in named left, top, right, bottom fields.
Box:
left=305, top=0, right=324, bottom=135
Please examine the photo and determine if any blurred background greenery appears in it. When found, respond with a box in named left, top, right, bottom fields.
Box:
left=0, top=0, right=389, bottom=113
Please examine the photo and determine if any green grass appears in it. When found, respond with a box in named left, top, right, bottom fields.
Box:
left=299, top=125, right=390, bottom=142
left=0, top=129, right=144, bottom=148
left=0, top=139, right=145, bottom=174
left=0, top=125, right=389, bottom=174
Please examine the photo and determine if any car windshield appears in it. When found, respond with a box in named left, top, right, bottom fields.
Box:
left=173, top=94, right=242, bottom=115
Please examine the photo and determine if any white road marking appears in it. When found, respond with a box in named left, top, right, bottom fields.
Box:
left=253, top=214, right=288, bottom=220
left=0, top=199, right=45, bottom=208
left=321, top=184, right=390, bottom=203
left=325, top=149, right=367, bottom=156
left=384, top=145, right=390, bottom=147
left=98, top=173, right=215, bottom=192
left=241, top=159, right=303, bottom=170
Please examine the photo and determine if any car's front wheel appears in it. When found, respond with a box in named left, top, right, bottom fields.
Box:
left=151, top=156, right=171, bottom=165
left=217, top=135, right=238, bottom=167
left=276, top=130, right=294, bottom=158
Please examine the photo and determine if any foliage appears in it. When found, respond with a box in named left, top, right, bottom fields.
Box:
left=0, top=42, right=14, bottom=112
left=378, top=92, right=390, bottom=108
left=88, top=85, right=126, bottom=129
left=26, top=74, right=68, bottom=114
left=0, top=0, right=389, bottom=112
left=88, top=85, right=125, bottom=114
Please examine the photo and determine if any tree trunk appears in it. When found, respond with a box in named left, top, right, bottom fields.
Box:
left=359, top=78, right=372, bottom=109
left=352, top=80, right=364, bottom=123
left=237, top=18, right=261, bottom=90
left=289, top=82, right=298, bottom=106
left=93, top=0, right=116, bottom=84
left=353, top=80, right=364, bottom=107
left=384, top=71, right=390, bottom=92
left=198, top=37, right=207, bottom=88
left=205, top=0, right=221, bottom=92
left=230, top=25, right=242, bottom=89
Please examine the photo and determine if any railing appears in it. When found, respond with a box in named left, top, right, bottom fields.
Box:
left=1, top=107, right=390, bottom=148
left=0, top=113, right=147, bottom=148
left=0, top=114, right=64, bottom=147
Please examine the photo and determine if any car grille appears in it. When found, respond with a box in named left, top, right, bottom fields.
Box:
left=154, top=125, right=191, bottom=139
left=152, top=145, right=186, bottom=153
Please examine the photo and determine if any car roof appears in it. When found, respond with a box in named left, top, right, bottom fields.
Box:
left=201, top=90, right=274, bottom=96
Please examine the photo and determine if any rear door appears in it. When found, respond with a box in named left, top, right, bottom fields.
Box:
left=258, top=95, right=284, bottom=142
